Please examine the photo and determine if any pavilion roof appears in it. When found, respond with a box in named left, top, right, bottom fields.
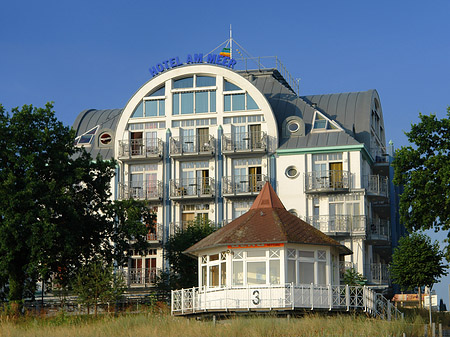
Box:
left=185, top=182, right=352, bottom=256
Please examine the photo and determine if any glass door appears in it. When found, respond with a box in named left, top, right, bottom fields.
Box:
left=249, top=124, right=261, bottom=149
left=329, top=162, right=343, bottom=188
left=145, top=131, right=157, bottom=154
left=197, top=127, right=209, bottom=152
left=248, top=166, right=262, bottom=192
left=146, top=172, right=158, bottom=198
left=181, top=128, right=194, bottom=153
left=131, top=131, right=143, bottom=155
left=232, top=125, right=246, bottom=150
left=130, top=173, right=143, bottom=198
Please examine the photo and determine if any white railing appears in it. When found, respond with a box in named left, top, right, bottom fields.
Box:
left=222, top=174, right=268, bottom=196
left=305, top=171, right=351, bottom=192
left=364, top=175, right=389, bottom=198
left=222, top=131, right=267, bottom=153
left=118, top=180, right=163, bottom=200
left=118, top=139, right=163, bottom=158
left=169, top=177, right=215, bottom=198
left=170, top=135, right=215, bottom=156
left=171, top=283, right=402, bottom=320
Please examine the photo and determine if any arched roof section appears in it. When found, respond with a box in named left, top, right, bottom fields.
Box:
left=115, top=64, right=278, bottom=156
left=72, top=108, right=123, bottom=159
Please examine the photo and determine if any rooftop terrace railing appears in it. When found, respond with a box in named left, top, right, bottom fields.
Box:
left=234, top=56, right=300, bottom=96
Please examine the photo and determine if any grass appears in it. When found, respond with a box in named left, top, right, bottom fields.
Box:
left=0, top=310, right=428, bottom=337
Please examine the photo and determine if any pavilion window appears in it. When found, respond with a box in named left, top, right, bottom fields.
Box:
left=247, top=261, right=266, bottom=285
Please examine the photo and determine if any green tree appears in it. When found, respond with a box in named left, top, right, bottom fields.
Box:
left=390, top=233, right=447, bottom=308
left=343, top=268, right=367, bottom=286
left=73, top=259, right=125, bottom=316
left=0, top=103, right=151, bottom=308
left=162, top=217, right=216, bottom=290
left=392, top=108, right=450, bottom=255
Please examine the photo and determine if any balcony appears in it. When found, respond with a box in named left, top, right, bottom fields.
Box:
left=146, top=222, right=164, bottom=242
left=305, top=170, right=351, bottom=194
left=118, top=180, right=163, bottom=201
left=364, top=263, right=390, bottom=285
left=363, top=175, right=389, bottom=199
left=367, top=218, right=390, bottom=242
left=304, top=215, right=366, bottom=235
left=118, top=139, right=163, bottom=160
left=222, top=131, right=267, bottom=155
left=222, top=174, right=267, bottom=197
left=122, top=267, right=159, bottom=287
left=170, top=135, right=215, bottom=158
left=169, top=177, right=215, bottom=200
left=304, top=215, right=390, bottom=242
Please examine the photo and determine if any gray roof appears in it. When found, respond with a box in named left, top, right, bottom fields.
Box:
left=239, top=69, right=377, bottom=151
left=72, top=69, right=379, bottom=158
left=72, top=108, right=123, bottom=160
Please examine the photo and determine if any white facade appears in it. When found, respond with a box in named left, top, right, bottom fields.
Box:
left=74, top=58, right=402, bottom=288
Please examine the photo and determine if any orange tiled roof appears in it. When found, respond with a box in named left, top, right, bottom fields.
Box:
left=185, top=182, right=352, bottom=256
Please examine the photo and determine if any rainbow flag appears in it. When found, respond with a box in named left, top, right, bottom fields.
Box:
left=220, top=47, right=231, bottom=58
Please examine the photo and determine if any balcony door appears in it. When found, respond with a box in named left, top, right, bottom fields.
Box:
left=130, top=173, right=143, bottom=199
left=130, top=131, right=143, bottom=156
left=181, top=128, right=194, bottom=153
left=249, top=124, right=261, bottom=149
left=146, top=172, right=158, bottom=198
left=197, top=169, right=210, bottom=194
left=197, top=127, right=209, bottom=152
left=145, top=131, right=157, bottom=154
left=329, top=162, right=343, bottom=188
left=248, top=166, right=262, bottom=192
left=232, top=125, right=246, bottom=150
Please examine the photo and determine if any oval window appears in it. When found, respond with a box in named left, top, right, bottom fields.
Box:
left=99, top=133, right=112, bottom=145
left=287, top=121, right=300, bottom=133
left=285, top=166, right=298, bottom=179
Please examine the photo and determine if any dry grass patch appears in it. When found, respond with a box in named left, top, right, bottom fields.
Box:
left=0, top=312, right=425, bottom=337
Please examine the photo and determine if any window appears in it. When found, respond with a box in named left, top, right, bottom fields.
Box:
left=287, top=121, right=300, bottom=133
left=287, top=249, right=329, bottom=285
left=132, top=86, right=166, bottom=118
left=223, top=79, right=259, bottom=111
left=99, top=132, right=112, bottom=146
left=285, top=166, right=298, bottom=179
left=231, top=249, right=280, bottom=286
left=172, top=76, right=216, bottom=115
left=201, top=251, right=227, bottom=288
left=74, top=126, right=99, bottom=146
left=312, top=111, right=340, bottom=131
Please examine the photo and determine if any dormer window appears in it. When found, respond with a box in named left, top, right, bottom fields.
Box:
left=74, top=125, right=99, bottom=146
left=312, top=111, right=341, bottom=132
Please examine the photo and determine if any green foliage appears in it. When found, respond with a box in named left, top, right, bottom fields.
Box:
left=343, top=268, right=367, bottom=286
left=161, top=217, right=216, bottom=290
left=390, top=233, right=448, bottom=291
left=392, top=108, right=450, bottom=255
left=72, top=260, right=125, bottom=315
left=0, top=103, right=152, bottom=304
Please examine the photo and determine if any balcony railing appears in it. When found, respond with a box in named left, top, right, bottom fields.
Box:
left=367, top=218, right=390, bottom=241
left=118, top=180, right=163, bottom=201
left=170, top=135, right=215, bottom=157
left=170, top=177, right=215, bottom=199
left=304, top=215, right=390, bottom=241
left=146, top=223, right=163, bottom=242
left=222, top=174, right=267, bottom=196
left=364, top=175, right=389, bottom=198
left=305, top=170, right=351, bottom=193
left=172, top=283, right=402, bottom=320
left=364, top=264, right=390, bottom=285
left=118, top=139, right=163, bottom=159
left=122, top=267, right=159, bottom=286
left=304, top=215, right=366, bottom=235
left=371, top=146, right=389, bottom=164
left=222, top=131, right=267, bottom=154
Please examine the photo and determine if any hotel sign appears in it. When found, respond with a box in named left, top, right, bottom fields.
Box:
left=149, top=53, right=237, bottom=77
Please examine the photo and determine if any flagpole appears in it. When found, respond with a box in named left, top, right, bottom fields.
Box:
left=230, top=24, right=233, bottom=59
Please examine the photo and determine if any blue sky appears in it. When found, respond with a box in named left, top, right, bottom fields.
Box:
left=2, top=0, right=450, bottom=305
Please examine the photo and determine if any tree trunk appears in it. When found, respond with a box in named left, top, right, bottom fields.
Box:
left=418, top=286, right=422, bottom=309
left=9, top=268, right=25, bottom=315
